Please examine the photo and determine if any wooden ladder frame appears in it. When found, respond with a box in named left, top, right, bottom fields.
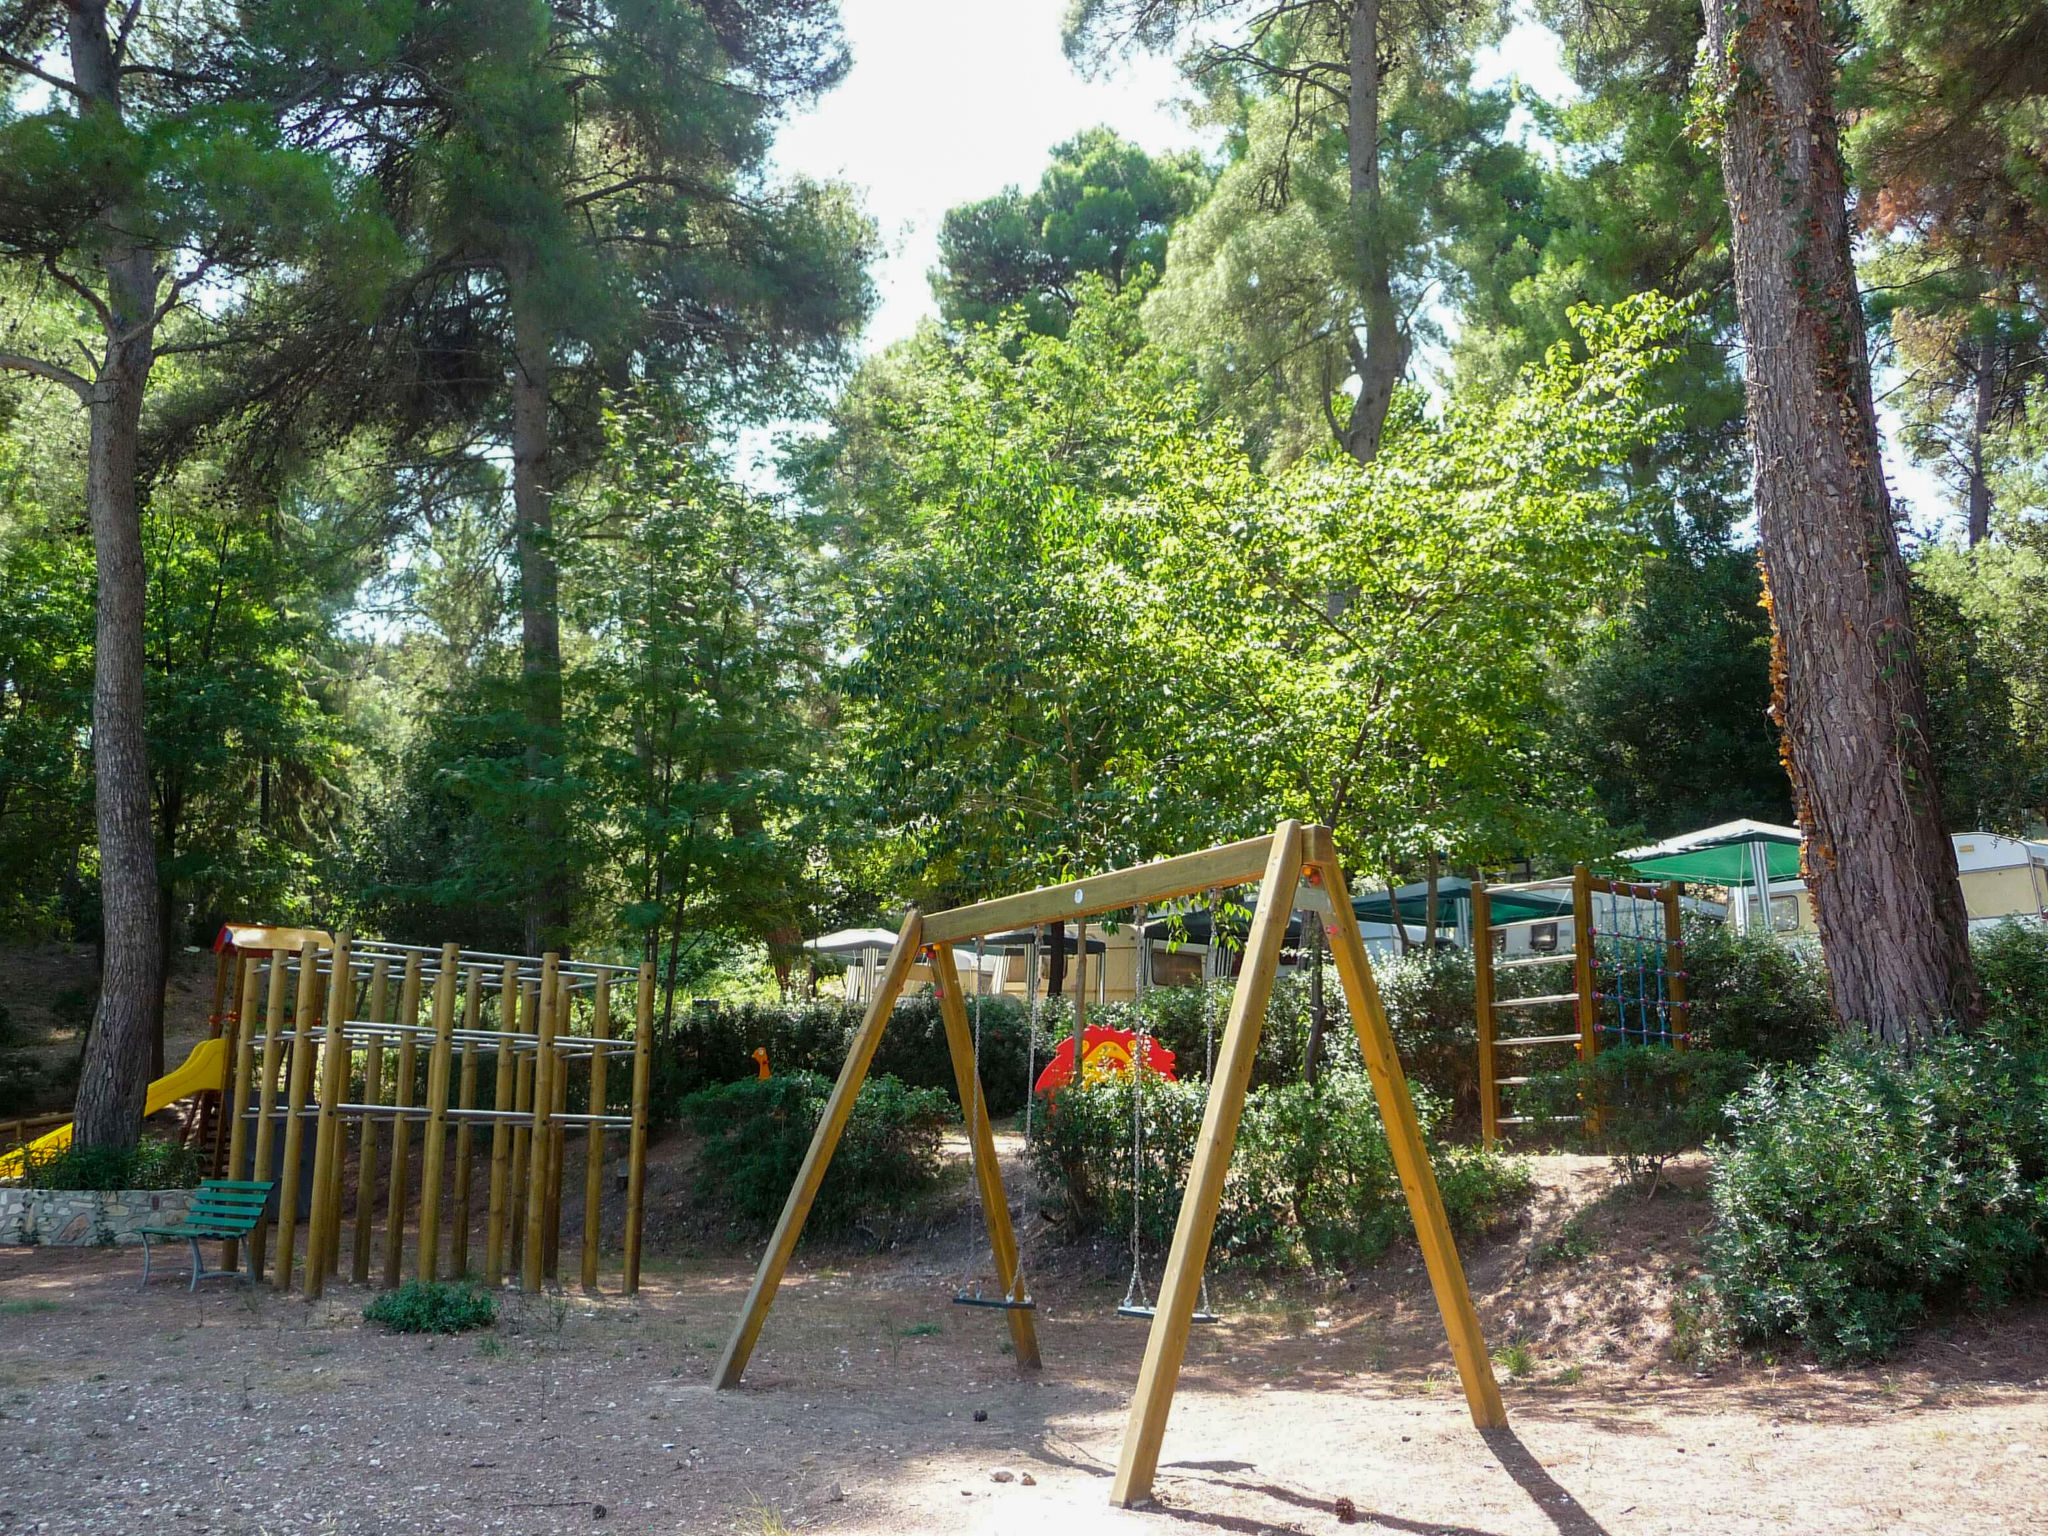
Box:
left=710, top=820, right=1507, bottom=1507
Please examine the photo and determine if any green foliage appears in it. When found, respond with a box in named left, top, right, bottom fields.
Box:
left=1681, top=923, right=1835, bottom=1066
left=1707, top=1038, right=2048, bottom=1361
left=1030, top=1068, right=1529, bottom=1271
left=1973, top=920, right=2048, bottom=1047
left=1516, top=1045, right=1753, bottom=1196
left=363, top=1280, right=498, bottom=1335
left=679, top=1071, right=952, bottom=1233
left=20, top=1139, right=203, bottom=1191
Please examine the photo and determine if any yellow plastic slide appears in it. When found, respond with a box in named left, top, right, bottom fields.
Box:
left=0, top=1036, right=228, bottom=1177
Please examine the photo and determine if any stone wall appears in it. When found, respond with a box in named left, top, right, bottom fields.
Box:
left=0, top=1187, right=195, bottom=1246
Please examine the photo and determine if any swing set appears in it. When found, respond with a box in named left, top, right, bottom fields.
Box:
left=711, top=821, right=1506, bottom=1508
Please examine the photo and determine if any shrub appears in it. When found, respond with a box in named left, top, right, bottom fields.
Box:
left=1706, top=1038, right=2048, bottom=1362
left=1375, top=948, right=1478, bottom=1111
left=1680, top=921, right=1832, bottom=1065
left=1974, top=920, right=2048, bottom=1047
left=21, top=1138, right=203, bottom=1191
left=1515, top=1045, right=1754, bottom=1196
left=679, top=1071, right=952, bottom=1232
left=1030, top=1067, right=1529, bottom=1271
left=364, top=1279, right=497, bottom=1334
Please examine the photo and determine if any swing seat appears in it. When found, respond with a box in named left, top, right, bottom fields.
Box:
left=1117, top=1304, right=1221, bottom=1324
left=953, top=1291, right=1037, bottom=1311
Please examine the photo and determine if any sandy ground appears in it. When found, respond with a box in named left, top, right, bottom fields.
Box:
left=4, top=1144, right=2048, bottom=1536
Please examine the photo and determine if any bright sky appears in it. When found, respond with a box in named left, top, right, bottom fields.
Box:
left=766, top=1, right=1957, bottom=530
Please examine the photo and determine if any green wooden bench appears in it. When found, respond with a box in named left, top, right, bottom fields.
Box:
left=138, top=1179, right=275, bottom=1292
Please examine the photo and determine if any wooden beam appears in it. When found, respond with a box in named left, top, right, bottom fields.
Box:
left=1473, top=882, right=1499, bottom=1148
left=1662, top=884, right=1689, bottom=1051
left=382, top=952, right=423, bottom=1290
left=221, top=957, right=261, bottom=1273
left=1571, top=865, right=1597, bottom=1063
left=248, top=949, right=290, bottom=1280
left=713, top=911, right=923, bottom=1388
left=304, top=934, right=354, bottom=1300
left=484, top=961, right=519, bottom=1288
left=416, top=943, right=461, bottom=1281
left=581, top=972, right=611, bottom=1291
left=1306, top=827, right=1507, bottom=1433
left=621, top=962, right=655, bottom=1295
left=522, top=955, right=559, bottom=1293
left=451, top=970, right=483, bottom=1278
left=930, top=942, right=1041, bottom=1369
left=352, top=958, right=390, bottom=1285
left=273, top=941, right=323, bottom=1291
left=1112, top=822, right=1304, bottom=1507
left=920, top=838, right=1273, bottom=945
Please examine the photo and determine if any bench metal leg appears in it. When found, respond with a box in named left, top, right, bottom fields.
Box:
left=139, top=1234, right=154, bottom=1290
left=187, top=1237, right=204, bottom=1293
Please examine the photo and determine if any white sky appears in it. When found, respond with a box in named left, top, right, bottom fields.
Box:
left=765, top=1, right=1957, bottom=530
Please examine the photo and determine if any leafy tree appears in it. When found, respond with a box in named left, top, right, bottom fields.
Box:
left=0, top=1, right=402, bottom=1145
left=1068, top=0, right=1524, bottom=465
left=932, top=126, right=1210, bottom=337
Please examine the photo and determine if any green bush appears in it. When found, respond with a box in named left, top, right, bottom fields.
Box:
left=1706, top=1038, right=2048, bottom=1362
left=679, top=1070, right=952, bottom=1232
left=1515, top=1045, right=1754, bottom=1195
left=21, top=1138, right=203, bottom=1191
left=1681, top=921, right=1833, bottom=1065
left=1030, top=1068, right=1530, bottom=1271
left=364, top=1279, right=498, bottom=1334
left=1974, top=920, right=2048, bottom=1047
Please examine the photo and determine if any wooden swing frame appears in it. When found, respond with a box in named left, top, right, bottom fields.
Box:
left=710, top=820, right=1508, bottom=1507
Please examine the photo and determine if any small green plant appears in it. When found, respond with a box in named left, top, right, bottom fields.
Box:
left=363, top=1279, right=498, bottom=1335
left=898, top=1321, right=941, bottom=1338
left=1531, top=1213, right=1596, bottom=1269
left=21, top=1139, right=202, bottom=1191
left=1492, top=1337, right=1536, bottom=1379
left=1, top=1298, right=60, bottom=1315
left=476, top=1335, right=508, bottom=1358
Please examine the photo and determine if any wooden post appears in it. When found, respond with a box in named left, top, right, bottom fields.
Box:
left=1473, top=882, right=1498, bottom=1147
left=580, top=972, right=612, bottom=1290
left=714, top=913, right=922, bottom=1387
left=1662, top=884, right=1689, bottom=1051
left=416, top=943, right=461, bottom=1281
left=1112, top=824, right=1302, bottom=1507
left=352, top=958, right=391, bottom=1285
left=1308, top=827, right=1507, bottom=1438
left=485, top=961, right=519, bottom=1287
left=205, top=952, right=235, bottom=1176
left=930, top=942, right=1041, bottom=1368
left=1073, top=917, right=1089, bottom=1033
left=509, top=983, right=536, bottom=1264
left=1571, top=865, right=1598, bottom=1062
left=622, top=962, right=655, bottom=1295
left=543, top=1033, right=567, bottom=1281
left=522, top=955, right=560, bottom=1292
left=248, top=949, right=291, bottom=1280
left=273, top=941, right=323, bottom=1291
left=451, top=969, right=483, bottom=1278
left=304, top=935, right=355, bottom=1300
left=382, top=951, right=423, bottom=1290
left=221, top=957, right=262, bottom=1271
left=320, top=953, right=364, bottom=1279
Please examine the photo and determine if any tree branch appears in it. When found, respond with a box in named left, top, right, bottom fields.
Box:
left=0, top=49, right=85, bottom=100
left=0, top=349, right=91, bottom=399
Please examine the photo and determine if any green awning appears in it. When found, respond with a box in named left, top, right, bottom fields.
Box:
left=1351, top=877, right=1574, bottom=927
left=1619, top=820, right=1802, bottom=886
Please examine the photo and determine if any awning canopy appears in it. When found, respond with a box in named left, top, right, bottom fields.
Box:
left=1353, top=877, right=1574, bottom=927
left=1618, top=820, right=1803, bottom=886
left=804, top=927, right=901, bottom=957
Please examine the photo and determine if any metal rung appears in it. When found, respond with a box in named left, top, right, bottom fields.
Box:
left=1497, top=1033, right=1584, bottom=1047
left=1494, top=1075, right=1539, bottom=1086
left=1493, top=993, right=1578, bottom=1009
left=1497, top=1115, right=1582, bottom=1125
left=1117, top=1305, right=1220, bottom=1323
left=1494, top=952, right=1576, bottom=971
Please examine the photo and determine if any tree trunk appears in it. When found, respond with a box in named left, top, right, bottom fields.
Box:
left=1340, top=0, right=1411, bottom=465
left=1423, top=848, right=1440, bottom=951
left=1703, top=0, right=1981, bottom=1045
left=1303, top=912, right=1326, bottom=1084
left=509, top=265, right=566, bottom=953
left=68, top=0, right=165, bottom=1150
left=1966, top=333, right=1995, bottom=547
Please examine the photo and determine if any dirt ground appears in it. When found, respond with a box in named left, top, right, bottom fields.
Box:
left=4, top=1143, right=2048, bottom=1536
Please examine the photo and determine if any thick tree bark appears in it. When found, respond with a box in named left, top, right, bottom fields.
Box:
left=1966, top=334, right=1995, bottom=546
left=65, top=0, right=165, bottom=1149
left=509, top=267, right=567, bottom=954
left=1703, top=0, right=1980, bottom=1044
left=1340, top=0, right=1410, bottom=465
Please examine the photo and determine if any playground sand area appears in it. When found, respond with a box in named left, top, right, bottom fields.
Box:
left=3, top=1148, right=2047, bottom=1536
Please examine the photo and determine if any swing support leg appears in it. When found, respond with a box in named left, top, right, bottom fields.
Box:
left=1112, top=821, right=1304, bottom=1507
left=930, top=942, right=1040, bottom=1368
left=1308, top=826, right=1508, bottom=1432
left=713, top=912, right=923, bottom=1389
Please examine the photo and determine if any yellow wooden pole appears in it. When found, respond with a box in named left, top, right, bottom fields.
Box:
left=509, top=984, right=535, bottom=1264
left=221, top=956, right=262, bottom=1272
left=351, top=957, right=391, bottom=1285
left=544, top=1039, right=567, bottom=1281
left=451, top=968, right=482, bottom=1277
left=930, top=941, right=1040, bottom=1368
left=382, top=950, right=423, bottom=1290
left=484, top=961, right=519, bottom=1286
left=1572, top=865, right=1597, bottom=1062
left=1473, top=882, right=1499, bottom=1147
left=304, top=934, right=355, bottom=1300
left=1112, top=824, right=1301, bottom=1507
left=522, top=955, right=560, bottom=1292
left=273, top=940, right=323, bottom=1291
left=622, top=962, right=655, bottom=1295
left=321, top=953, right=365, bottom=1280
left=1661, top=883, right=1689, bottom=1051
left=714, top=912, right=922, bottom=1387
left=416, top=943, right=461, bottom=1280
left=1308, top=827, right=1507, bottom=1436
left=248, top=949, right=291, bottom=1280
left=580, top=973, right=612, bottom=1290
